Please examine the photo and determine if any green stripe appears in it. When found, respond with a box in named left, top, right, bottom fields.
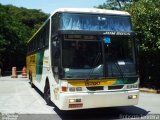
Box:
left=36, top=50, right=44, bottom=81
left=115, top=77, right=138, bottom=85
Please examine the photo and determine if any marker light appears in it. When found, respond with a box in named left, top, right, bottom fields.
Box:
left=69, top=104, right=83, bottom=108
left=61, top=86, right=67, bottom=92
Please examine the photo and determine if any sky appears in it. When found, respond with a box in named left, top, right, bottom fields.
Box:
left=0, top=0, right=107, bottom=14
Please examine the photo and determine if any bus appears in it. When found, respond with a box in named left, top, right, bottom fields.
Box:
left=26, top=8, right=139, bottom=110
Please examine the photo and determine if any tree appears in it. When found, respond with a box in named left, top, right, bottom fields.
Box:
left=96, top=0, right=160, bottom=88
left=96, top=0, right=160, bottom=52
left=127, top=0, right=160, bottom=52
left=0, top=4, right=49, bottom=71
left=96, top=0, right=136, bottom=10
left=127, top=0, right=160, bottom=87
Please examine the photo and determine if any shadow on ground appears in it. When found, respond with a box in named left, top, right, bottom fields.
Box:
left=54, top=106, right=149, bottom=120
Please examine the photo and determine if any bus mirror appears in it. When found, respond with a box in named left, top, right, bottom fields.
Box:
left=54, top=67, right=58, bottom=73
left=53, top=41, right=60, bottom=47
left=53, top=41, right=57, bottom=47
left=52, top=41, right=60, bottom=58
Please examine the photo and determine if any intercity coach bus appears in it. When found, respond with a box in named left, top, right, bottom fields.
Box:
left=26, top=8, right=139, bottom=110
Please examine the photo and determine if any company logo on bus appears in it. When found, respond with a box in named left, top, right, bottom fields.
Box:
left=103, top=31, right=131, bottom=36
left=85, top=81, right=101, bottom=86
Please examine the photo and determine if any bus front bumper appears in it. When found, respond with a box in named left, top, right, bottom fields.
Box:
left=58, top=89, right=139, bottom=110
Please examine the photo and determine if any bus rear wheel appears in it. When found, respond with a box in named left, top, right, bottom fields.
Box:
left=44, top=82, right=52, bottom=105
left=29, top=72, right=34, bottom=88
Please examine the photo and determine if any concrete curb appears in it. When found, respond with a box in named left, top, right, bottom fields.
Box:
left=140, top=88, right=160, bottom=94
left=0, top=75, right=28, bottom=81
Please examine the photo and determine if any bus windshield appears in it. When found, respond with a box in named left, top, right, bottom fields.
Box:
left=60, top=13, right=132, bottom=32
left=62, top=40, right=103, bottom=79
left=61, top=36, right=136, bottom=79
left=105, top=36, right=136, bottom=77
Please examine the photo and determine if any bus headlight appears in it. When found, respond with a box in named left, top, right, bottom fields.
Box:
left=127, top=84, right=138, bottom=89
left=76, top=87, right=82, bottom=91
left=69, top=98, right=81, bottom=103
left=69, top=87, right=76, bottom=92
left=128, top=95, right=138, bottom=99
left=69, top=87, right=82, bottom=92
left=133, top=84, right=138, bottom=88
left=69, top=99, right=76, bottom=103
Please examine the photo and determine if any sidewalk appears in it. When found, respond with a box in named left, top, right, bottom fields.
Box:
left=0, top=76, right=55, bottom=114
left=140, top=88, right=160, bottom=94
left=0, top=75, right=28, bottom=81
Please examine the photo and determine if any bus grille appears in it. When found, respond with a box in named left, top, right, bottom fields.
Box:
left=86, top=85, right=124, bottom=91
left=86, top=86, right=103, bottom=91
left=108, top=85, right=124, bottom=90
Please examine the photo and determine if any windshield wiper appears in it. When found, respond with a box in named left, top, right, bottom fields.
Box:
left=85, top=52, right=102, bottom=81
left=114, top=62, right=127, bottom=82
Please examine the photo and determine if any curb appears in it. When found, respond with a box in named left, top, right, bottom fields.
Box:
left=0, top=75, right=28, bottom=81
left=140, top=88, right=160, bottom=94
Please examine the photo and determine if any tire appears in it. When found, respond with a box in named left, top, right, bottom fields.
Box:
left=44, top=82, right=52, bottom=105
left=29, top=72, right=34, bottom=88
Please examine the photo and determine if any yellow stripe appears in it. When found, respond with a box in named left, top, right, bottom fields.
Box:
left=26, top=53, right=37, bottom=82
left=68, top=79, right=116, bottom=87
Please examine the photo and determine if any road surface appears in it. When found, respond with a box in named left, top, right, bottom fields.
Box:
left=0, top=76, right=159, bottom=120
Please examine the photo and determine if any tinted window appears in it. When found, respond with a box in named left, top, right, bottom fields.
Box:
left=60, top=13, right=132, bottom=32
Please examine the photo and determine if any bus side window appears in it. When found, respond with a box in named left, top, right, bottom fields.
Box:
left=39, top=33, right=43, bottom=49
left=37, top=33, right=40, bottom=50
left=45, top=20, right=49, bottom=47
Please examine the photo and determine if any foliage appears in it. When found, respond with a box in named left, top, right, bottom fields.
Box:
left=127, top=0, right=160, bottom=52
left=96, top=0, right=160, bottom=88
left=96, top=0, right=160, bottom=52
left=128, top=0, right=160, bottom=88
left=96, top=0, right=136, bottom=10
left=0, top=4, right=49, bottom=70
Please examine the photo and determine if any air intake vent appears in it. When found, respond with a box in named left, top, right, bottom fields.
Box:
left=108, top=85, right=123, bottom=90
left=86, top=86, right=103, bottom=91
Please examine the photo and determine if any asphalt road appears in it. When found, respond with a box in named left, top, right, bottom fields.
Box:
left=0, top=76, right=160, bottom=120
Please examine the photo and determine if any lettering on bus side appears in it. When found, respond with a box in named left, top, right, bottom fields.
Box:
left=116, top=32, right=131, bottom=36
left=85, top=82, right=101, bottom=86
left=103, top=31, right=131, bottom=36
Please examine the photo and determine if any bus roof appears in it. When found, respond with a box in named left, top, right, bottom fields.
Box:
left=28, top=8, right=130, bottom=43
left=51, top=8, right=130, bottom=16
